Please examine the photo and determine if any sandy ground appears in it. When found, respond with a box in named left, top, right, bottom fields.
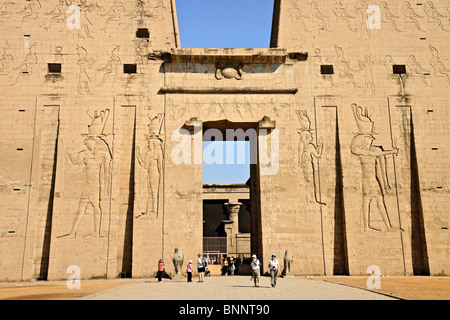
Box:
left=0, top=279, right=142, bottom=300
left=0, top=276, right=449, bottom=300
left=315, top=276, right=450, bottom=300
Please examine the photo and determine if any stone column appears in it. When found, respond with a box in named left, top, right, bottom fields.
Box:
left=224, top=202, right=242, bottom=256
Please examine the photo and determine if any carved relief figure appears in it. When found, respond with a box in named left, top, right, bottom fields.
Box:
left=288, top=0, right=310, bottom=32
left=147, top=0, right=166, bottom=20
left=359, top=55, right=375, bottom=95
left=380, top=1, right=402, bottom=32
left=335, top=45, right=359, bottom=88
left=332, top=0, right=355, bottom=32
left=0, top=42, right=14, bottom=75
left=407, top=55, right=430, bottom=86
left=0, top=0, right=15, bottom=20
left=101, top=1, right=125, bottom=30
left=76, top=46, right=95, bottom=94
left=296, top=110, right=324, bottom=205
left=402, top=1, right=424, bottom=31
left=17, top=0, right=41, bottom=28
left=127, top=0, right=146, bottom=22
left=136, top=113, right=164, bottom=218
left=310, top=2, right=330, bottom=32
left=383, top=55, right=397, bottom=80
left=351, top=104, right=398, bottom=232
left=429, top=45, right=450, bottom=85
left=79, top=0, right=98, bottom=39
left=424, top=1, right=448, bottom=31
left=60, top=132, right=112, bottom=239
left=41, top=0, right=69, bottom=30
left=11, top=42, right=37, bottom=85
left=355, top=1, right=370, bottom=39
left=98, top=46, right=121, bottom=85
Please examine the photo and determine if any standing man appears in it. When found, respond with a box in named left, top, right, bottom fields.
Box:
left=251, top=254, right=261, bottom=287
left=268, top=254, right=280, bottom=288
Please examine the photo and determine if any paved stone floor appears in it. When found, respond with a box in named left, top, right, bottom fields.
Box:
left=81, top=275, right=397, bottom=300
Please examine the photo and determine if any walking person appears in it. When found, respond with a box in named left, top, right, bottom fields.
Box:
left=186, top=260, right=193, bottom=282
left=268, top=254, right=280, bottom=287
left=251, top=254, right=261, bottom=287
left=197, top=253, right=205, bottom=282
left=157, top=259, right=165, bottom=283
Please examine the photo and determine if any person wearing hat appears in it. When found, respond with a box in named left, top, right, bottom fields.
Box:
left=250, top=254, right=261, bottom=287
left=186, top=260, right=193, bottom=282
left=268, top=254, right=280, bottom=287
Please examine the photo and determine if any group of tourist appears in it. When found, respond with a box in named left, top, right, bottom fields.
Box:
left=156, top=253, right=281, bottom=287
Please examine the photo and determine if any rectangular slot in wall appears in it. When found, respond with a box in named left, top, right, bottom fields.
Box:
left=124, top=64, right=137, bottom=74
left=136, top=28, right=150, bottom=39
left=48, top=63, right=62, bottom=74
left=393, top=65, right=407, bottom=74
left=320, top=65, right=334, bottom=75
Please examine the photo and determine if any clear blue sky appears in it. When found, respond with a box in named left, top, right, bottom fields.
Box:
left=175, top=0, right=274, bottom=48
left=202, top=141, right=251, bottom=184
left=175, top=1, right=274, bottom=184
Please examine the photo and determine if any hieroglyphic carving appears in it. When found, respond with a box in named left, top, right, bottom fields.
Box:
left=0, top=0, right=15, bottom=20
left=334, top=45, right=359, bottom=88
left=98, top=45, right=121, bottom=85
left=127, top=0, right=146, bottom=23
left=351, top=103, right=399, bottom=232
left=0, top=41, right=14, bottom=75
left=407, top=55, right=430, bottom=86
left=296, top=110, right=325, bottom=205
left=10, top=42, right=37, bottom=85
left=380, top=1, right=402, bottom=32
left=40, top=0, right=69, bottom=30
left=79, top=0, right=100, bottom=39
left=215, top=65, right=244, bottom=80
left=136, top=113, right=165, bottom=219
left=332, top=0, right=356, bottom=32
left=429, top=45, right=450, bottom=86
left=383, top=55, right=396, bottom=80
left=355, top=1, right=370, bottom=40
left=101, top=0, right=125, bottom=30
left=424, top=1, right=448, bottom=32
left=17, top=0, right=41, bottom=28
left=288, top=0, right=310, bottom=32
left=59, top=109, right=112, bottom=238
left=76, top=46, right=95, bottom=94
left=359, top=55, right=375, bottom=95
left=402, top=1, right=425, bottom=32
left=310, top=1, right=330, bottom=32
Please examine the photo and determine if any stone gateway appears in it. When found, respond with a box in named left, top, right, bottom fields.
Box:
left=0, top=0, right=448, bottom=281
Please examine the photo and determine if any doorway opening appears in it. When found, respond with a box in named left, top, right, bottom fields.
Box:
left=201, top=121, right=261, bottom=275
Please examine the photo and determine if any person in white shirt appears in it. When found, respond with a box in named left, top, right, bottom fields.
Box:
left=250, top=254, right=261, bottom=287
left=268, top=254, right=280, bottom=287
left=197, top=253, right=205, bottom=282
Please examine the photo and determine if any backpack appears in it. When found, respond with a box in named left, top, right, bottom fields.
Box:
left=203, top=258, right=207, bottom=267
